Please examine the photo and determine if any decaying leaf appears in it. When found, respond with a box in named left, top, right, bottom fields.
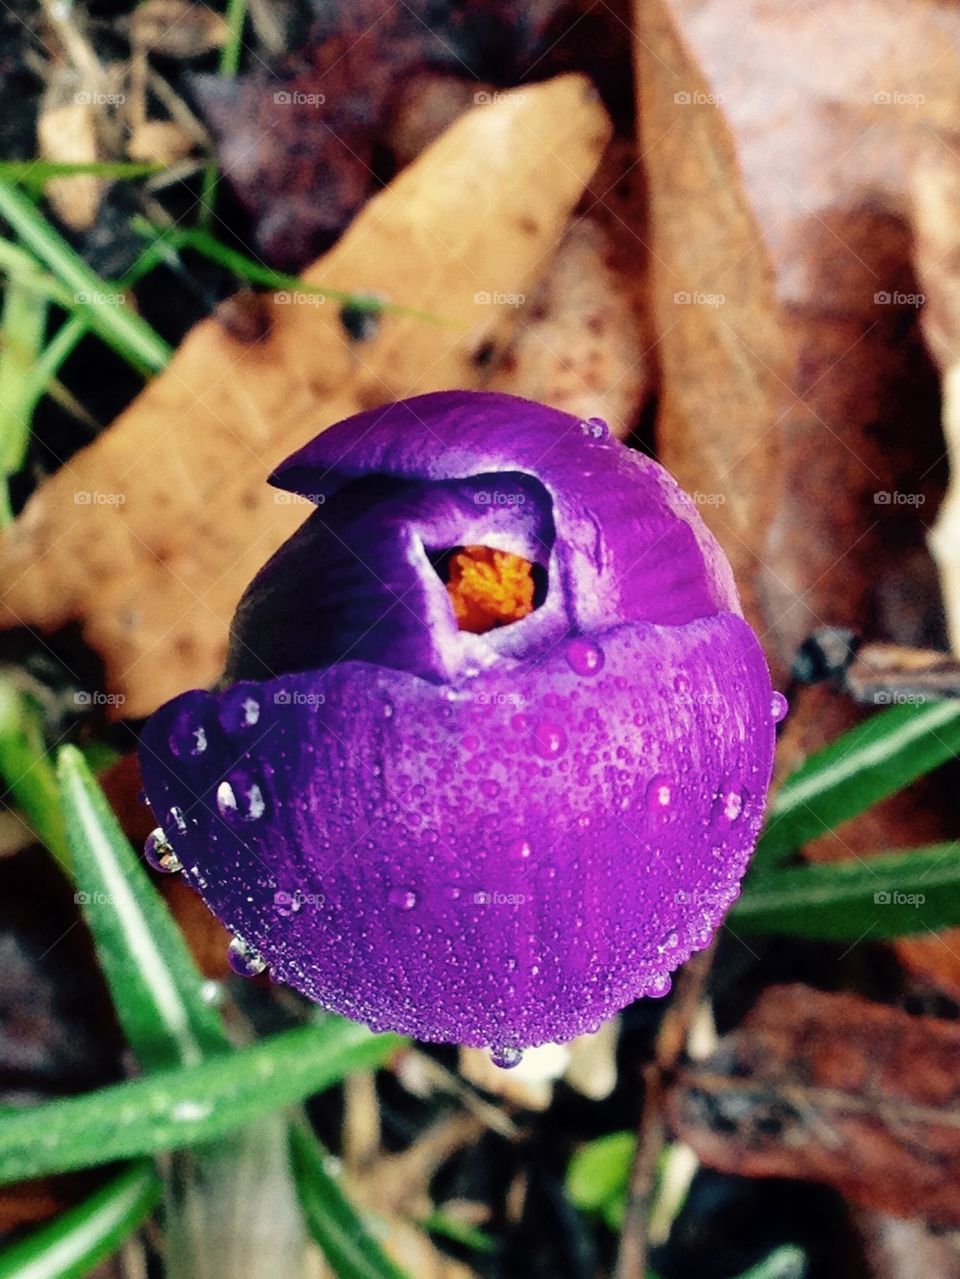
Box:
left=0, top=76, right=611, bottom=718
left=37, top=82, right=102, bottom=231
left=912, top=158, right=960, bottom=657
left=490, top=143, right=653, bottom=439
left=669, top=985, right=960, bottom=1225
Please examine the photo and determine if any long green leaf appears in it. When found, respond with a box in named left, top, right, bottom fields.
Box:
left=735, top=842, right=960, bottom=939
left=0, top=179, right=170, bottom=372
left=0, top=1162, right=160, bottom=1279
left=58, top=745, right=230, bottom=1069
left=0, top=682, right=68, bottom=865
left=0, top=1020, right=401, bottom=1186
left=754, top=700, right=960, bottom=871
left=290, top=1123, right=411, bottom=1279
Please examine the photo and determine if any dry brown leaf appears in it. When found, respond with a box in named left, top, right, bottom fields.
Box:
left=635, top=0, right=956, bottom=667
left=636, top=0, right=960, bottom=993
left=129, top=0, right=228, bottom=58
left=634, top=0, right=786, bottom=637
left=0, top=75, right=611, bottom=718
left=126, top=118, right=195, bottom=165
left=669, top=984, right=960, bottom=1225
left=37, top=93, right=101, bottom=231
left=489, top=142, right=653, bottom=439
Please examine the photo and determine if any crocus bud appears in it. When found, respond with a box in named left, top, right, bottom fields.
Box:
left=139, top=392, right=779, bottom=1063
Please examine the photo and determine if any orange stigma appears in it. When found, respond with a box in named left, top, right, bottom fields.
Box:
left=446, top=545, right=536, bottom=633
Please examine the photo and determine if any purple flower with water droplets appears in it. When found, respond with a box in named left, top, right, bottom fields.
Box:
left=139, top=391, right=779, bottom=1059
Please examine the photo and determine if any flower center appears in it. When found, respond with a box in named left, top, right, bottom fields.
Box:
left=446, top=545, right=535, bottom=634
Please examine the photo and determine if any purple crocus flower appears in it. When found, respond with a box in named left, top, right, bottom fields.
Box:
left=139, top=391, right=780, bottom=1063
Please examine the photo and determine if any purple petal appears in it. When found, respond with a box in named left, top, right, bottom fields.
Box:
left=139, top=613, right=774, bottom=1050
left=270, top=392, right=741, bottom=635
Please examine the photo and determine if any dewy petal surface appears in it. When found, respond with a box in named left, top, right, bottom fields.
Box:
left=269, top=391, right=742, bottom=636
left=139, top=613, right=775, bottom=1050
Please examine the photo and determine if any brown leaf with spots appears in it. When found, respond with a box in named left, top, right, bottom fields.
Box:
left=669, top=984, right=960, bottom=1225
left=0, top=76, right=611, bottom=718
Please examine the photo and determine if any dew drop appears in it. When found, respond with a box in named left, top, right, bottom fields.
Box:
left=144, top=828, right=182, bottom=874
left=580, top=415, right=609, bottom=441
left=169, top=710, right=208, bottom=758
left=533, top=718, right=568, bottom=759
left=673, top=672, right=691, bottom=696
left=770, top=690, right=789, bottom=723
left=718, top=786, right=745, bottom=823
left=657, top=930, right=679, bottom=954
left=565, top=637, right=605, bottom=677
left=647, top=973, right=672, bottom=999
left=216, top=781, right=237, bottom=817
left=167, top=806, right=188, bottom=834
left=382, top=702, right=395, bottom=719
left=646, top=774, right=673, bottom=813
left=227, top=936, right=266, bottom=977
left=388, top=887, right=418, bottom=911
left=507, top=836, right=533, bottom=860
left=490, top=1045, right=524, bottom=1069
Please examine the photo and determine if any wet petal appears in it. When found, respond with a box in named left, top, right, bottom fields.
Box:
left=139, top=613, right=774, bottom=1049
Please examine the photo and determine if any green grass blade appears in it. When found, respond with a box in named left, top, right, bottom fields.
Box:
left=735, top=1245, right=806, bottom=1279
left=754, top=700, right=960, bottom=872
left=0, top=1021, right=401, bottom=1186
left=0, top=179, right=171, bottom=372
left=0, top=161, right=164, bottom=187
left=57, top=745, right=230, bottom=1069
left=0, top=1162, right=160, bottom=1279
left=735, top=842, right=960, bottom=939
left=0, top=278, right=47, bottom=477
left=0, top=682, right=68, bottom=865
left=290, top=1123, right=411, bottom=1279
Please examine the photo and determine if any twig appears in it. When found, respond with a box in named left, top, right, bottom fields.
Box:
left=614, top=944, right=716, bottom=1279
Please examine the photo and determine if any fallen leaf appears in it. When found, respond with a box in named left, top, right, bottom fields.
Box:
left=489, top=143, right=653, bottom=439
left=669, top=984, right=960, bottom=1225
left=37, top=88, right=101, bottom=232
left=0, top=76, right=611, bottom=718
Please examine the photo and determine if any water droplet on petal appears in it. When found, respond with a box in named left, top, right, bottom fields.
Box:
left=646, top=774, right=673, bottom=813
left=565, top=637, right=605, bottom=677
left=580, top=415, right=609, bottom=441
left=770, top=690, right=789, bottom=723
left=507, top=836, right=533, bottom=860
left=169, top=710, right=208, bottom=758
left=490, top=1045, right=524, bottom=1069
left=216, top=781, right=237, bottom=817
left=657, top=930, right=679, bottom=954
left=382, top=702, right=395, bottom=720
left=388, top=887, right=418, bottom=911
left=533, top=719, right=567, bottom=759
left=144, top=828, right=182, bottom=874
left=167, top=806, right=188, bottom=834
left=227, top=936, right=266, bottom=977
left=673, top=672, right=691, bottom=696
left=647, top=973, right=672, bottom=999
